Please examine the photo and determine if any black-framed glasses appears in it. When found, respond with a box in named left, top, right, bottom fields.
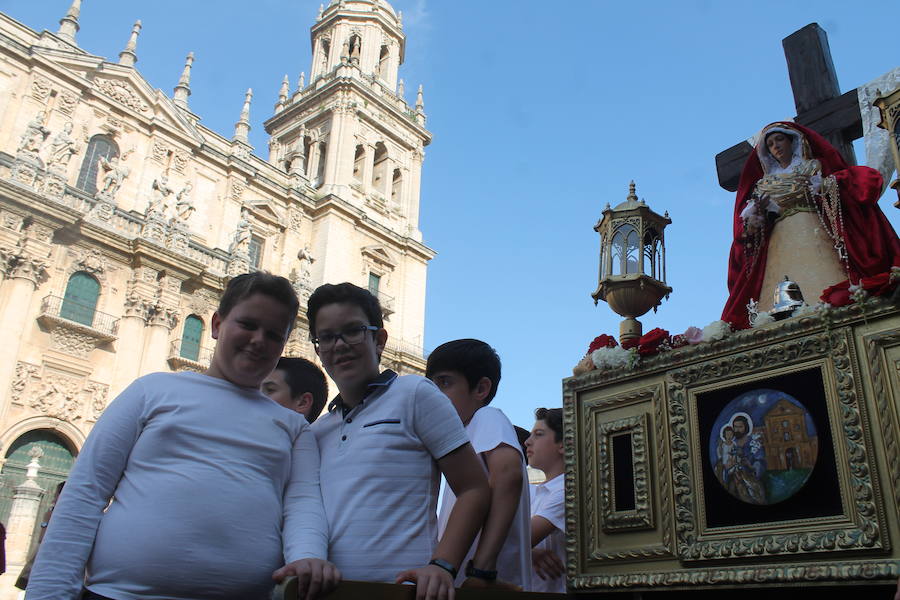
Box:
left=311, top=325, right=379, bottom=350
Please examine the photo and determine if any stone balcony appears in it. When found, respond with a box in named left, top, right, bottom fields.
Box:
left=167, top=339, right=214, bottom=372
left=37, top=294, right=119, bottom=341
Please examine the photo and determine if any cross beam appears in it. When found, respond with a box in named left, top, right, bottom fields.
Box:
left=715, top=23, right=863, bottom=192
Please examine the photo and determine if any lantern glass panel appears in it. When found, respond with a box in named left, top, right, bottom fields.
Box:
left=625, top=228, right=639, bottom=274
left=611, top=229, right=625, bottom=275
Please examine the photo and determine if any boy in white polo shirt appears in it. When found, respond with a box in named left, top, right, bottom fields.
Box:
left=525, top=407, right=566, bottom=593
left=307, top=283, right=490, bottom=600
left=426, top=339, right=531, bottom=591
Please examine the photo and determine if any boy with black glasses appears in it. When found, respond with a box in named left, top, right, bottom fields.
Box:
left=307, top=282, right=490, bottom=600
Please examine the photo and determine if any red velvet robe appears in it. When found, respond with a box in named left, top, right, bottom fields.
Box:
left=721, top=122, right=900, bottom=329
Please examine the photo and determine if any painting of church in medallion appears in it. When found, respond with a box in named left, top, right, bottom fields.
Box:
left=708, top=389, right=818, bottom=505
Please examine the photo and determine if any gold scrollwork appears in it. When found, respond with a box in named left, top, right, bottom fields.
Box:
left=597, top=414, right=653, bottom=532
left=667, top=327, right=884, bottom=561
left=864, top=328, right=900, bottom=517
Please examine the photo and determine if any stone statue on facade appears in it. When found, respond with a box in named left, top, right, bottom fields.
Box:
left=17, top=111, right=49, bottom=158
left=229, top=208, right=252, bottom=256
left=174, top=182, right=195, bottom=223
left=147, top=174, right=173, bottom=218
left=47, top=122, right=79, bottom=171
left=97, top=154, right=130, bottom=201
left=297, top=245, right=316, bottom=285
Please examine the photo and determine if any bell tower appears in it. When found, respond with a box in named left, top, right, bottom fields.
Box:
left=264, top=0, right=430, bottom=242
left=263, top=0, right=434, bottom=369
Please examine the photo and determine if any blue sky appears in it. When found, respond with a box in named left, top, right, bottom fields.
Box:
left=5, top=1, right=899, bottom=430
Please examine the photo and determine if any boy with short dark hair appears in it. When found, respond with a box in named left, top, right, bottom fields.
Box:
left=525, top=407, right=566, bottom=593
left=308, top=283, right=490, bottom=600
left=426, top=339, right=531, bottom=590
left=28, top=272, right=338, bottom=600
left=263, top=356, right=328, bottom=422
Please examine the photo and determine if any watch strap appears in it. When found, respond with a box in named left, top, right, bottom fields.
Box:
left=465, top=559, right=497, bottom=581
left=428, top=558, right=457, bottom=578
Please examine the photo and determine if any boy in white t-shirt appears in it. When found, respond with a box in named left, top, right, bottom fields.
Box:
left=525, top=407, right=566, bottom=593
left=427, top=339, right=531, bottom=590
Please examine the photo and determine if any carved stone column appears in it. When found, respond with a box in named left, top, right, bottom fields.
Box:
left=111, top=288, right=150, bottom=396
left=362, top=143, right=375, bottom=195
left=0, top=247, right=50, bottom=425
left=140, top=304, right=178, bottom=376
left=6, top=447, right=45, bottom=566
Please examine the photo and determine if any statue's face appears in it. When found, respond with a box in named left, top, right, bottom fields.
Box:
left=766, top=132, right=793, bottom=168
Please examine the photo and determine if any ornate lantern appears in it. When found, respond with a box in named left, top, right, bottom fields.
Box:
left=592, top=181, right=672, bottom=345
left=873, top=86, right=900, bottom=208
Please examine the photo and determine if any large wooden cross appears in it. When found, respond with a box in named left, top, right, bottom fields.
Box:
left=715, top=23, right=863, bottom=192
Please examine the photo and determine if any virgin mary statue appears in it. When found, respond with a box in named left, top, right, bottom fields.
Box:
left=722, top=122, right=900, bottom=329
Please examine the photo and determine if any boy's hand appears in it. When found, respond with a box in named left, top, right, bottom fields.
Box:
left=273, top=558, right=341, bottom=600
left=460, top=577, right=521, bottom=591
left=395, top=564, right=455, bottom=600
left=532, top=548, right=564, bottom=580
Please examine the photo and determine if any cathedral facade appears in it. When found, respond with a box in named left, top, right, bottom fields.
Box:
left=0, top=0, right=432, bottom=589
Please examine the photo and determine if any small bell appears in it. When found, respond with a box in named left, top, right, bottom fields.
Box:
left=770, top=275, right=805, bottom=320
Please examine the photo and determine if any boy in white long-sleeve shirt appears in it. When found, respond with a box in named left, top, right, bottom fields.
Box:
left=27, top=272, right=338, bottom=600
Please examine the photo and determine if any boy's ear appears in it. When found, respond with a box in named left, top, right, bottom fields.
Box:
left=295, top=392, right=314, bottom=413
left=210, top=311, right=222, bottom=339
left=473, top=376, right=492, bottom=404
left=375, top=327, right=388, bottom=356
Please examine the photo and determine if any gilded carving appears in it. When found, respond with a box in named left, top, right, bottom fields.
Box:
left=863, top=328, right=900, bottom=519
left=597, top=414, right=653, bottom=532
left=97, top=79, right=149, bottom=113
left=666, top=328, right=884, bottom=560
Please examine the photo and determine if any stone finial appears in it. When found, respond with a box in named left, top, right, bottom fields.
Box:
left=415, top=84, right=425, bottom=112
left=398, top=10, right=403, bottom=25
left=318, top=4, right=324, bottom=20
left=627, top=180, right=638, bottom=202
left=340, top=39, right=350, bottom=63
left=398, top=78, right=405, bottom=97
left=275, top=75, right=289, bottom=112
left=118, top=20, right=142, bottom=67
left=57, top=0, right=82, bottom=44
left=233, top=88, right=252, bottom=143
left=298, top=72, right=306, bottom=92
left=173, top=52, right=195, bottom=110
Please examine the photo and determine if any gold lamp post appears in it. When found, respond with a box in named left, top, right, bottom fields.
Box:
left=592, top=181, right=672, bottom=345
left=873, top=86, right=900, bottom=209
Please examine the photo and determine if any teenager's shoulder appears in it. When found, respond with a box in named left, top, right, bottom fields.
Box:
left=471, top=405, right=514, bottom=427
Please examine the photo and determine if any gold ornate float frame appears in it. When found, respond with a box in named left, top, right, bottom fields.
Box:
left=564, top=299, right=900, bottom=591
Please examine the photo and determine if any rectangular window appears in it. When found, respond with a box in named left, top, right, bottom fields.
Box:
left=368, top=273, right=381, bottom=296
left=248, top=235, right=263, bottom=270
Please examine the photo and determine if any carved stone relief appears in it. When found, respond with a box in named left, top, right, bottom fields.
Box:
left=57, top=91, right=78, bottom=115
left=172, top=151, right=189, bottom=174
left=288, top=208, right=302, bottom=232
left=10, top=362, right=40, bottom=405
left=97, top=79, right=149, bottom=113
left=50, top=327, right=99, bottom=359
left=151, top=140, right=171, bottom=163
left=14, top=366, right=111, bottom=424
left=30, top=76, right=51, bottom=101
left=67, top=248, right=109, bottom=282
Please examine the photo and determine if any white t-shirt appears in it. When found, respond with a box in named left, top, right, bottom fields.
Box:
left=530, top=473, right=565, bottom=593
left=437, top=406, right=531, bottom=590
left=312, top=373, right=470, bottom=583
left=27, top=371, right=328, bottom=600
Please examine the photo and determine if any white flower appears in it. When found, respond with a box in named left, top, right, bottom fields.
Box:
left=750, top=311, right=774, bottom=327
left=793, top=302, right=829, bottom=317
left=591, top=346, right=639, bottom=370
left=701, top=320, right=731, bottom=342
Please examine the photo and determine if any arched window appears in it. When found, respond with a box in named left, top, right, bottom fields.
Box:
left=371, top=142, right=387, bottom=193
left=352, top=145, right=365, bottom=182
left=376, top=45, right=389, bottom=80
left=315, top=141, right=327, bottom=187
left=0, top=430, right=76, bottom=529
left=180, top=315, right=204, bottom=361
left=76, top=135, right=118, bottom=195
left=390, top=168, right=402, bottom=205
left=610, top=225, right=640, bottom=275
left=60, top=271, right=100, bottom=327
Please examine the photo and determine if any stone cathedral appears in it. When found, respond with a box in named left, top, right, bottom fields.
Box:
left=0, top=0, right=432, bottom=590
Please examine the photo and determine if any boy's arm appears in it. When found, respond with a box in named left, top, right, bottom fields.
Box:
left=276, top=424, right=339, bottom=600
left=531, top=515, right=557, bottom=547
left=462, top=443, right=522, bottom=586
left=26, top=380, right=147, bottom=600
left=396, top=442, right=490, bottom=600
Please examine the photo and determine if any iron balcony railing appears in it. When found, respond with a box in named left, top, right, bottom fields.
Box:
left=40, top=295, right=119, bottom=336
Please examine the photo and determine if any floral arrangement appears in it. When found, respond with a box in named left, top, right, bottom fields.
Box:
left=574, top=267, right=900, bottom=376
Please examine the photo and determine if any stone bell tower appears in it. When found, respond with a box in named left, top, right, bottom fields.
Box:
left=263, top=0, right=434, bottom=367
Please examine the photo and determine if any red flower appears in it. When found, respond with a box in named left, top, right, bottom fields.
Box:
left=637, top=328, right=671, bottom=356
left=587, top=334, right=617, bottom=354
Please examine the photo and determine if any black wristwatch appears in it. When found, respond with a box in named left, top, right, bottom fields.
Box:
left=428, top=558, right=457, bottom=578
left=465, top=560, right=497, bottom=581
